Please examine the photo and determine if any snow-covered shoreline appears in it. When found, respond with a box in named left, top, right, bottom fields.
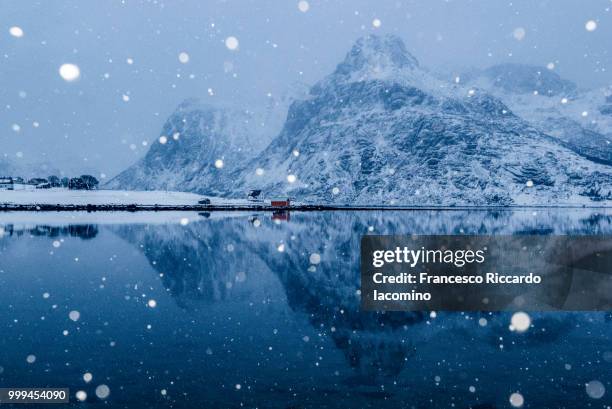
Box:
left=0, top=189, right=248, bottom=206
left=1, top=188, right=610, bottom=209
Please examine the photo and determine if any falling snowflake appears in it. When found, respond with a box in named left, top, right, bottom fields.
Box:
left=59, top=63, right=80, bottom=82
left=178, top=52, right=190, bottom=63
left=287, top=174, right=297, bottom=183
left=297, top=1, right=310, bottom=12
left=26, top=354, right=36, bottom=364
left=76, top=391, right=87, bottom=401
left=9, top=26, right=24, bottom=38
left=225, top=36, right=239, bottom=51
left=255, top=168, right=264, bottom=176
left=95, top=385, right=110, bottom=399
left=509, top=392, right=524, bottom=407
left=179, top=218, right=189, bottom=226
left=215, top=159, right=224, bottom=169
left=372, top=18, right=382, bottom=28
left=512, top=27, right=526, bottom=41
left=159, top=136, right=168, bottom=144
left=585, top=20, right=597, bottom=32
left=147, top=299, right=157, bottom=308
left=69, top=310, right=81, bottom=322
left=510, top=312, right=530, bottom=332
left=309, top=253, right=321, bottom=265
left=83, top=373, right=93, bottom=383
left=585, top=380, right=605, bottom=399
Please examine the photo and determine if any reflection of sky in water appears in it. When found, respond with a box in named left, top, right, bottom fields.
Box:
left=0, top=210, right=610, bottom=408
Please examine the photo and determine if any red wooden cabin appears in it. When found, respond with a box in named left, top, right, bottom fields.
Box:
left=271, top=199, right=291, bottom=207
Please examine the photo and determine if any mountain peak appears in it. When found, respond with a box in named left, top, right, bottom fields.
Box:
left=333, top=34, right=419, bottom=80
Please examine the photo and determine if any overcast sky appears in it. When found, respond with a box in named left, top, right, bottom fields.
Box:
left=1, top=0, right=611, bottom=178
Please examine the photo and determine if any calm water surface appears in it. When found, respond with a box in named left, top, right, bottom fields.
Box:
left=0, top=210, right=611, bottom=408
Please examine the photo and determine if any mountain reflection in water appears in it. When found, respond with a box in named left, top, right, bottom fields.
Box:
left=0, top=209, right=610, bottom=409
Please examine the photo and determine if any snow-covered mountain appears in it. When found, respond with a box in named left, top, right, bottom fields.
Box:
left=464, top=63, right=612, bottom=166
left=109, top=35, right=612, bottom=205
left=107, top=99, right=273, bottom=195
left=231, top=35, right=612, bottom=205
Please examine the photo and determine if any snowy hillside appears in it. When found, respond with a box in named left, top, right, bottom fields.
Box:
left=230, top=35, right=612, bottom=205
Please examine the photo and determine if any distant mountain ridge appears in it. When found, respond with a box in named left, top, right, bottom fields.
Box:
left=0, top=158, right=62, bottom=180
left=463, top=63, right=578, bottom=96
left=464, top=64, right=612, bottom=166
left=109, top=35, right=612, bottom=205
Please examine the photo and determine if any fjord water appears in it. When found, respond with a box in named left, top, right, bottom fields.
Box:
left=0, top=210, right=610, bottom=408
